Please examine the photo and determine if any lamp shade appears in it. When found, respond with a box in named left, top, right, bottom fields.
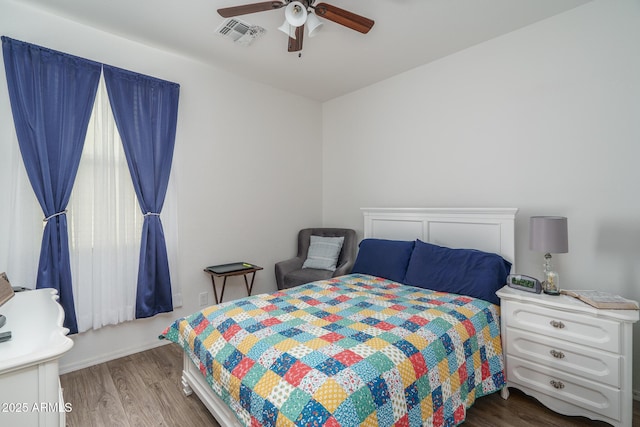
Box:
left=306, top=13, right=323, bottom=37
left=278, top=20, right=296, bottom=39
left=285, top=1, right=307, bottom=27
left=529, top=216, right=569, bottom=254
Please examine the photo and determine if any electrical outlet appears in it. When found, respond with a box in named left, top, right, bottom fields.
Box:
left=199, top=292, right=208, bottom=307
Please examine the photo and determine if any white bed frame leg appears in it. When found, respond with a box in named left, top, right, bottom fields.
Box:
left=182, top=372, right=193, bottom=396
left=501, top=386, right=510, bottom=400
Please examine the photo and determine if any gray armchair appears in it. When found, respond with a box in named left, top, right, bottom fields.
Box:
left=275, top=228, right=357, bottom=290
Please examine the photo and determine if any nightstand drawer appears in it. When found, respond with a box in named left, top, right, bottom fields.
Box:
left=506, top=328, right=621, bottom=388
left=502, top=300, right=621, bottom=352
left=507, top=356, right=621, bottom=421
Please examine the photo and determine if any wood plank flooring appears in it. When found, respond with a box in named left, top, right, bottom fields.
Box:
left=61, top=343, right=219, bottom=427
left=61, top=343, right=640, bottom=426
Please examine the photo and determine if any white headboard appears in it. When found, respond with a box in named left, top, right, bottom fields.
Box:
left=362, top=207, right=518, bottom=272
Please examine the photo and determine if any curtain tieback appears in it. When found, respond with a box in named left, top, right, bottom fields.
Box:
left=43, top=210, right=68, bottom=223
left=144, top=212, right=161, bottom=217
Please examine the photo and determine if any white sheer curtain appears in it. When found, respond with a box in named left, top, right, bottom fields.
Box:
left=68, top=77, right=142, bottom=332
left=1, top=73, right=181, bottom=333
left=0, top=129, right=41, bottom=289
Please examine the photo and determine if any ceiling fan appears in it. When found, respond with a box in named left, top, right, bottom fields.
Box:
left=217, top=1, right=374, bottom=53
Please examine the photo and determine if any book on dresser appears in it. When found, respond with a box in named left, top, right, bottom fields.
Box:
left=0, top=272, right=14, bottom=307
left=560, top=289, right=639, bottom=310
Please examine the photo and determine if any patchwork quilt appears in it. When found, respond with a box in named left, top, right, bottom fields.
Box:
left=162, top=274, right=505, bottom=427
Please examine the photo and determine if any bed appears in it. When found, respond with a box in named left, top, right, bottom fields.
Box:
left=162, top=207, right=518, bottom=426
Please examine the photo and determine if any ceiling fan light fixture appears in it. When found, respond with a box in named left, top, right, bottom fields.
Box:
left=217, top=0, right=375, bottom=53
left=277, top=20, right=296, bottom=39
left=284, top=1, right=308, bottom=27
left=306, top=13, right=323, bottom=37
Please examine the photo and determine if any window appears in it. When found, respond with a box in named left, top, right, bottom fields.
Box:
left=1, top=74, right=180, bottom=333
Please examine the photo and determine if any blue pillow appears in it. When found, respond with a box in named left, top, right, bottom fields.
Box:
left=403, top=240, right=511, bottom=305
left=351, top=239, right=415, bottom=283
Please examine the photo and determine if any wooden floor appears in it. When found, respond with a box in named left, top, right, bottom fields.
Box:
left=61, top=343, right=219, bottom=427
left=61, top=343, right=640, bottom=427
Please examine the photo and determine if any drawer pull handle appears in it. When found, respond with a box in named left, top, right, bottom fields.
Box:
left=550, top=380, right=565, bottom=389
left=550, top=320, right=565, bottom=329
left=550, top=349, right=565, bottom=359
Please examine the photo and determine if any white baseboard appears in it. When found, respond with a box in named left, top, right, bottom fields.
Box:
left=59, top=338, right=171, bottom=375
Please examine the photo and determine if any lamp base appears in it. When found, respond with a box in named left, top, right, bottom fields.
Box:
left=542, top=253, right=560, bottom=295
left=543, top=286, right=561, bottom=296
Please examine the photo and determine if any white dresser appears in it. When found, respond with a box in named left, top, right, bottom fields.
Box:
left=497, top=286, right=638, bottom=427
left=0, top=288, right=74, bottom=427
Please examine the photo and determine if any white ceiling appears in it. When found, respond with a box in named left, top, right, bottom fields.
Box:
left=18, top=0, right=591, bottom=101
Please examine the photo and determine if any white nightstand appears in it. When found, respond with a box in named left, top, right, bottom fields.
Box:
left=497, top=286, right=639, bottom=427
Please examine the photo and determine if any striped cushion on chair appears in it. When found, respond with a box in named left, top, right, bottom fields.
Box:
left=302, top=235, right=344, bottom=271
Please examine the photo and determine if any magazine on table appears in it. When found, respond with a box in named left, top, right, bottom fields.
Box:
left=561, top=289, right=639, bottom=310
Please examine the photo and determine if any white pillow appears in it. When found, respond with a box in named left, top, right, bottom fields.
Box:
left=302, top=235, right=345, bottom=271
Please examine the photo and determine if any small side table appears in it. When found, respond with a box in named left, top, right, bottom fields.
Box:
left=204, top=262, right=263, bottom=304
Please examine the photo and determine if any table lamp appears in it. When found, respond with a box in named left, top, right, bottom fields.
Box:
left=529, top=216, right=568, bottom=295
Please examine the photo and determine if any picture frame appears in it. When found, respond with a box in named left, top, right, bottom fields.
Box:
left=0, top=272, right=14, bottom=307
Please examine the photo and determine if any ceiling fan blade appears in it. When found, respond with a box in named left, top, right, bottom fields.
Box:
left=288, top=24, right=304, bottom=52
left=313, top=3, right=374, bottom=34
left=218, top=1, right=284, bottom=18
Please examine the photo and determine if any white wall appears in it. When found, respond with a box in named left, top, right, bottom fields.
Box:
left=0, top=0, right=323, bottom=372
left=323, top=0, right=640, bottom=391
